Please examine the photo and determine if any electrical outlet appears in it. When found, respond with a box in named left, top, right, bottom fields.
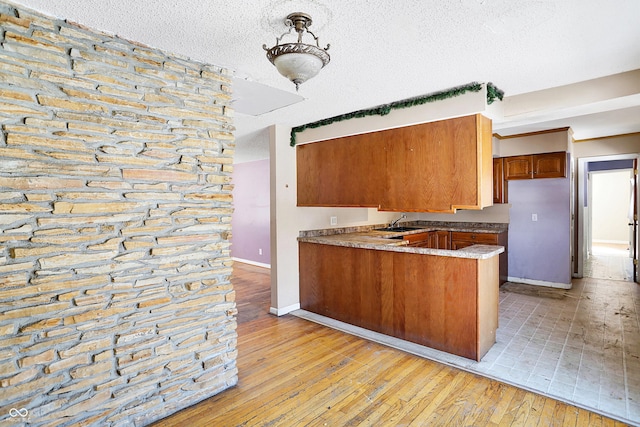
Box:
left=258, top=248, right=262, bottom=255
left=532, top=213, right=538, bottom=222
left=330, top=216, right=338, bottom=225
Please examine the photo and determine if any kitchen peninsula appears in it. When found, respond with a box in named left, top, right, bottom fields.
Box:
left=298, top=222, right=506, bottom=361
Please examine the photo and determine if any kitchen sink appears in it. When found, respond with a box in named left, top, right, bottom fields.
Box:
left=375, top=226, right=424, bottom=232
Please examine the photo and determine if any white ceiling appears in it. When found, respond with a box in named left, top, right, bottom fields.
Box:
left=8, top=0, right=640, bottom=162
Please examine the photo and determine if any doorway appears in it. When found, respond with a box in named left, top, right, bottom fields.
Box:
left=584, top=169, right=634, bottom=281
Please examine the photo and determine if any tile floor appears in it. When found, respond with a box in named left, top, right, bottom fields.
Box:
left=484, top=277, right=640, bottom=425
left=583, top=242, right=633, bottom=282
left=295, top=245, right=640, bottom=426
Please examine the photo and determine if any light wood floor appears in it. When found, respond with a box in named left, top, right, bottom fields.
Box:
left=151, top=262, right=625, bottom=426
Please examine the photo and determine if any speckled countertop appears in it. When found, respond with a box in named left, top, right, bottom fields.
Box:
left=298, top=221, right=507, bottom=260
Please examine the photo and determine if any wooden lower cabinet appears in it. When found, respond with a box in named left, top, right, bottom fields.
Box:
left=428, top=230, right=451, bottom=249
left=403, top=231, right=450, bottom=249
left=451, top=231, right=508, bottom=285
left=299, top=242, right=499, bottom=361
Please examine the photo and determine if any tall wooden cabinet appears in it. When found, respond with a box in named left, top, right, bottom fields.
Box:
left=493, top=157, right=507, bottom=204
left=297, top=114, right=493, bottom=213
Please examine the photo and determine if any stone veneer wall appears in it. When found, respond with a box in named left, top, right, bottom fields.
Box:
left=0, top=3, right=237, bottom=426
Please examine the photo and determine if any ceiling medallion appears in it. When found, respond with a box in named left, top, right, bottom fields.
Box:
left=263, top=12, right=330, bottom=91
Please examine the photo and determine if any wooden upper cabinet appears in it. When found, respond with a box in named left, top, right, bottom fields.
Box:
left=533, top=151, right=567, bottom=178
left=296, top=132, right=386, bottom=207
left=504, top=152, right=567, bottom=181
left=296, top=114, right=493, bottom=212
left=504, top=155, right=533, bottom=180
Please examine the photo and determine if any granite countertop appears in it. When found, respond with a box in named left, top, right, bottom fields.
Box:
left=298, top=221, right=507, bottom=260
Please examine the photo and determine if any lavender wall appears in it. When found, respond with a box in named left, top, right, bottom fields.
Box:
left=508, top=175, right=572, bottom=286
left=231, top=159, right=271, bottom=265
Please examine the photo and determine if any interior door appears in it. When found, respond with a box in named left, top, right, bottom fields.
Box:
left=634, top=159, right=639, bottom=283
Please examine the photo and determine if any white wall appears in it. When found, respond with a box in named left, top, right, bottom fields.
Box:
left=269, top=125, right=398, bottom=314
left=591, top=170, right=632, bottom=244
left=270, top=89, right=490, bottom=314
left=574, top=133, right=640, bottom=158
left=495, top=129, right=573, bottom=157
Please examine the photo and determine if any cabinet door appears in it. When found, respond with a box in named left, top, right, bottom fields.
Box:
left=383, top=114, right=492, bottom=212
left=296, top=132, right=386, bottom=207
left=429, top=230, right=451, bottom=249
left=504, top=155, right=533, bottom=180
left=493, top=157, right=507, bottom=203
left=533, top=152, right=567, bottom=178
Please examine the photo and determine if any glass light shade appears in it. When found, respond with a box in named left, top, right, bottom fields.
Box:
left=273, top=52, right=324, bottom=87
left=265, top=41, right=330, bottom=90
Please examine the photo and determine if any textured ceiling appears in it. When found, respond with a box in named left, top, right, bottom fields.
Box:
left=8, top=0, right=640, bottom=162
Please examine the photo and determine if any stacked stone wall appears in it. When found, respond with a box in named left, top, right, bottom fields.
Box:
left=0, top=3, right=237, bottom=426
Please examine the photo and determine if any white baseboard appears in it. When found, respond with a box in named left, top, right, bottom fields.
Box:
left=507, top=276, right=572, bottom=290
left=232, top=257, right=271, bottom=269
left=270, top=303, right=300, bottom=316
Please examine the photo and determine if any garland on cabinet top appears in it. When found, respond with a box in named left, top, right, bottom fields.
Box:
left=289, top=82, right=504, bottom=146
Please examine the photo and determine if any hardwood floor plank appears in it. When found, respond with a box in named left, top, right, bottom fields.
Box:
left=562, top=406, right=579, bottom=427
left=537, top=398, right=562, bottom=426
left=269, top=344, right=401, bottom=426
left=330, top=355, right=434, bottom=425
left=467, top=380, right=510, bottom=425
left=320, top=353, right=424, bottom=425
left=406, top=369, right=474, bottom=425
left=151, top=262, right=626, bottom=427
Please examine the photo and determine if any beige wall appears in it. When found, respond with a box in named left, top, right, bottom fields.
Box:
left=573, top=133, right=640, bottom=159
left=0, top=4, right=237, bottom=425
left=495, top=129, right=573, bottom=157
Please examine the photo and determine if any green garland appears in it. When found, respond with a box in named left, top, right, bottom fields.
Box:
left=290, top=82, right=504, bottom=146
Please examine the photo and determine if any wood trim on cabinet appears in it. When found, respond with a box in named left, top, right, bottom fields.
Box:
left=477, top=256, right=499, bottom=355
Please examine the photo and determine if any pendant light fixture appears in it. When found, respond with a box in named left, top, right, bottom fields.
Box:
left=263, top=12, right=330, bottom=91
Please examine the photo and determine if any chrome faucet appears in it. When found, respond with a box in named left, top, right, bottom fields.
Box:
left=389, top=214, right=406, bottom=228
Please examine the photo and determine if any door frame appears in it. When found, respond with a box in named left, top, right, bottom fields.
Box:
left=575, top=153, right=640, bottom=279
